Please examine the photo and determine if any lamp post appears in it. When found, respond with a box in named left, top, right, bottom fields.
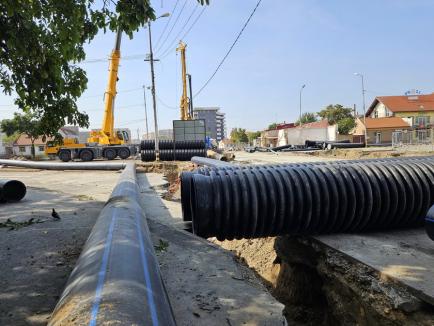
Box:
left=354, top=72, right=368, bottom=147
left=299, top=84, right=306, bottom=126
left=146, top=13, right=170, bottom=161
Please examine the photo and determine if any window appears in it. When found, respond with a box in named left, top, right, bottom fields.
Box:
left=39, top=146, right=45, bottom=152
left=415, top=116, right=430, bottom=127
left=19, top=146, right=25, bottom=153
left=374, top=110, right=378, bottom=118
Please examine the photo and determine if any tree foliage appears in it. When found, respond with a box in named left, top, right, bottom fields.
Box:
left=317, top=104, right=356, bottom=134
left=0, top=0, right=207, bottom=136
left=247, top=131, right=261, bottom=144
left=1, top=113, right=44, bottom=158
left=267, top=123, right=278, bottom=130
left=296, top=112, right=317, bottom=125
left=230, top=128, right=248, bottom=143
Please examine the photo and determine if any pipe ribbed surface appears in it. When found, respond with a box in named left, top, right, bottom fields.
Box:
left=49, top=163, right=175, bottom=326
left=182, top=156, right=434, bottom=240
left=0, top=179, right=26, bottom=202
left=0, top=159, right=126, bottom=170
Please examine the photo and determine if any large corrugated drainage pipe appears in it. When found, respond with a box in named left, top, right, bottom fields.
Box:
left=49, top=163, right=176, bottom=326
left=182, top=156, right=434, bottom=240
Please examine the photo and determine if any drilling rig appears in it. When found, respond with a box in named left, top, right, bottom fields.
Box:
left=176, top=41, right=192, bottom=120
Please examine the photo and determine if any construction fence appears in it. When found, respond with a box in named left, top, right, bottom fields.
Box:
left=392, top=129, right=434, bottom=149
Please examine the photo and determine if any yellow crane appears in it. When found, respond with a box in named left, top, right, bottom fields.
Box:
left=45, top=29, right=135, bottom=162
left=176, top=41, right=191, bottom=120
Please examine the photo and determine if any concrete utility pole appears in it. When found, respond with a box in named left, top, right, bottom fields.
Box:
left=142, top=85, right=149, bottom=140
left=147, top=21, right=160, bottom=160
left=299, top=84, right=306, bottom=126
left=145, top=13, right=169, bottom=161
left=354, top=73, right=368, bottom=147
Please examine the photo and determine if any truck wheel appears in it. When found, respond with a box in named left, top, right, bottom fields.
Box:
left=58, top=150, right=71, bottom=162
left=118, top=148, right=130, bottom=159
left=104, top=148, right=116, bottom=160
left=80, top=149, right=94, bottom=162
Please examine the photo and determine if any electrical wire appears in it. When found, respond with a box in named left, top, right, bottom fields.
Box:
left=157, top=3, right=199, bottom=58
left=194, top=0, right=262, bottom=99
left=155, top=0, right=188, bottom=54
left=80, top=54, right=147, bottom=64
left=156, top=95, right=178, bottom=110
left=159, top=6, right=206, bottom=61
left=154, top=0, right=180, bottom=50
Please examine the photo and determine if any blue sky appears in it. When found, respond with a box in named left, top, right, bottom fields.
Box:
left=1, top=0, right=434, bottom=136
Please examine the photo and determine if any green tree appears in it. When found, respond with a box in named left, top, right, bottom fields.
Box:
left=247, top=131, right=261, bottom=144
left=295, top=112, right=317, bottom=125
left=230, top=128, right=249, bottom=143
left=1, top=113, right=44, bottom=158
left=267, top=123, right=278, bottom=130
left=0, top=1, right=207, bottom=136
left=317, top=104, right=356, bottom=134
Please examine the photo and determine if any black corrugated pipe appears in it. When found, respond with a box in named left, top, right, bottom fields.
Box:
left=0, top=179, right=26, bottom=202
left=183, top=156, right=434, bottom=240
left=49, top=163, right=176, bottom=326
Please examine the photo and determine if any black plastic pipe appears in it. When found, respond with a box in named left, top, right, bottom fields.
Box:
left=0, top=179, right=26, bottom=202
left=49, top=163, right=176, bottom=326
left=182, top=156, right=434, bottom=240
left=0, top=159, right=126, bottom=170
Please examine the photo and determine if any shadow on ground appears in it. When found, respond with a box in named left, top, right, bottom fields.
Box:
left=0, top=187, right=104, bottom=326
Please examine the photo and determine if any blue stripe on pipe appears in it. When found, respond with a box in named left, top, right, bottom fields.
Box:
left=135, top=211, right=159, bottom=326
left=89, top=210, right=117, bottom=326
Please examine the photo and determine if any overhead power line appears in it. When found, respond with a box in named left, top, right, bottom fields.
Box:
left=157, top=3, right=199, bottom=58
left=156, top=95, right=178, bottom=110
left=155, top=0, right=188, bottom=54
left=194, top=0, right=262, bottom=98
left=154, top=0, right=180, bottom=49
left=160, top=6, right=206, bottom=61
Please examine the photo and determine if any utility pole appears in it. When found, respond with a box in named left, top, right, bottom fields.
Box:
left=299, top=84, right=306, bottom=126
left=187, top=73, right=194, bottom=118
left=354, top=73, right=368, bottom=147
left=147, top=20, right=160, bottom=161
left=142, top=85, right=149, bottom=139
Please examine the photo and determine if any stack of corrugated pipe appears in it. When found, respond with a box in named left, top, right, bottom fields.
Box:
left=181, top=156, right=434, bottom=240
left=140, top=140, right=206, bottom=161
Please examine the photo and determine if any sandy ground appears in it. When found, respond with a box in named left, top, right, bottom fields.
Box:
left=0, top=169, right=119, bottom=325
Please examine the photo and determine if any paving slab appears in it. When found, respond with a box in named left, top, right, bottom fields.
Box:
left=315, top=229, right=434, bottom=306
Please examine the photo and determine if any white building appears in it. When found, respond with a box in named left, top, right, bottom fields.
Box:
left=13, top=134, right=51, bottom=157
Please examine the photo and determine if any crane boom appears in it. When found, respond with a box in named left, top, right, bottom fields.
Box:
left=88, top=29, right=123, bottom=145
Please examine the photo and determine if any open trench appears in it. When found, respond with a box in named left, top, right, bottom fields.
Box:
left=163, top=164, right=434, bottom=326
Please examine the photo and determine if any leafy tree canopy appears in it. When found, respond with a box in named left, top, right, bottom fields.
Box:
left=0, top=0, right=207, bottom=136
left=317, top=104, right=356, bottom=134
left=267, top=123, right=278, bottom=130
left=296, top=112, right=317, bottom=125
left=247, top=131, right=261, bottom=144
left=230, top=128, right=248, bottom=143
left=1, top=113, right=45, bottom=157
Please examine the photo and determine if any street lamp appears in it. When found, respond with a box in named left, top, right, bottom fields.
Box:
left=354, top=72, right=368, bottom=147
left=145, top=12, right=170, bottom=161
left=299, top=84, right=306, bottom=126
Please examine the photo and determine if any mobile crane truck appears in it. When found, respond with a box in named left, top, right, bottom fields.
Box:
left=45, top=29, right=136, bottom=162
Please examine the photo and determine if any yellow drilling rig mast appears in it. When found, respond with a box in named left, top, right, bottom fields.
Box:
left=176, top=41, right=191, bottom=120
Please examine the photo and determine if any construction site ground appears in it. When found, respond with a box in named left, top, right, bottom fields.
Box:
left=0, top=165, right=284, bottom=326
left=2, top=148, right=434, bottom=325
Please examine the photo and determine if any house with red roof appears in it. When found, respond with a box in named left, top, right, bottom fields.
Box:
left=353, top=92, right=434, bottom=144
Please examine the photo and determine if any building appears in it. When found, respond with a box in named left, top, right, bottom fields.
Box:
left=193, top=107, right=226, bottom=141
left=0, top=132, right=6, bottom=157
left=362, top=92, right=434, bottom=144
left=13, top=134, right=52, bottom=157
left=353, top=117, right=411, bottom=144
